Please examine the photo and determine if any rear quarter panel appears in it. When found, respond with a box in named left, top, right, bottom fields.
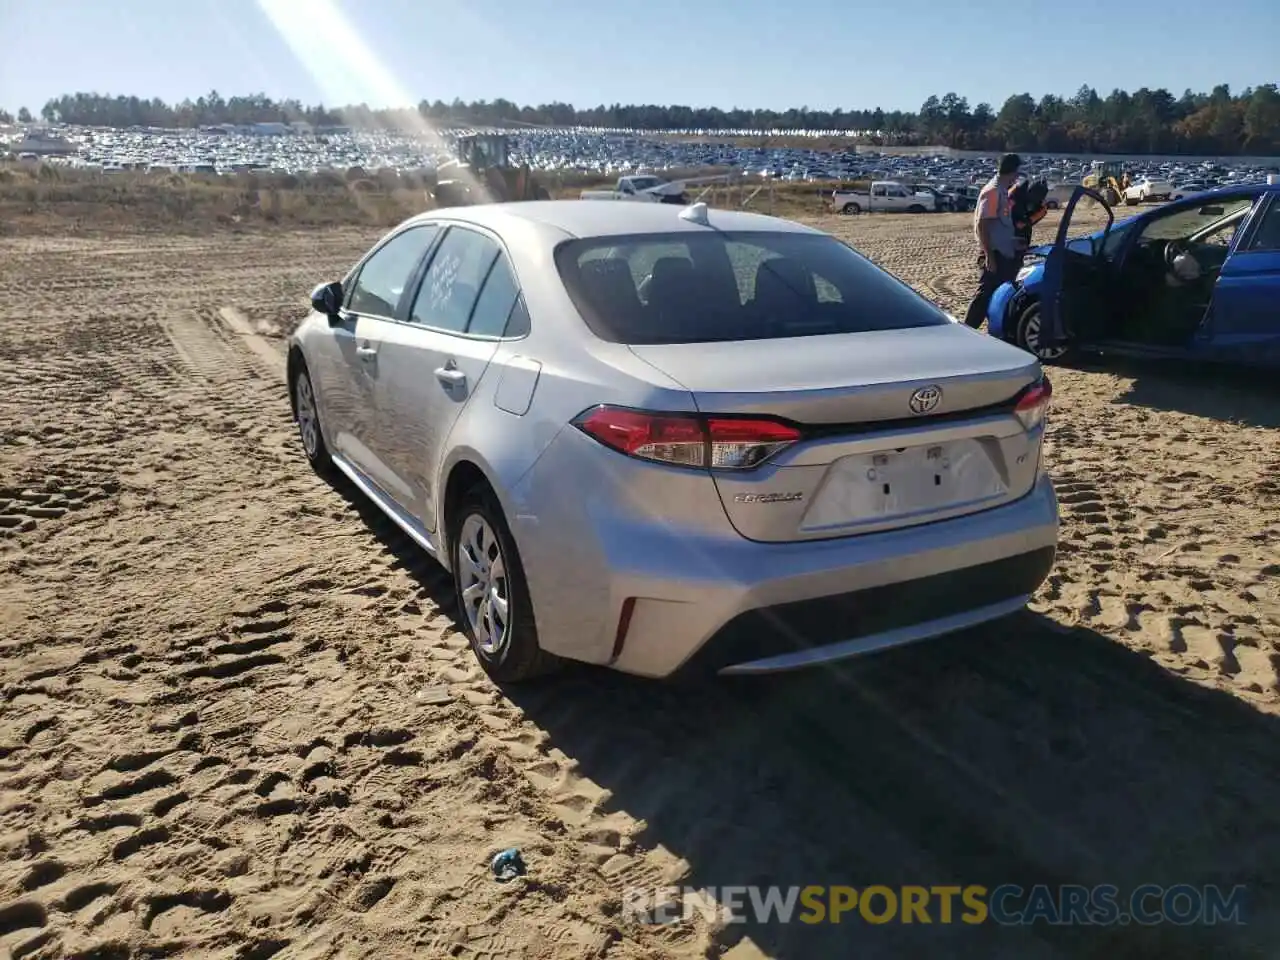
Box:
left=439, top=336, right=695, bottom=530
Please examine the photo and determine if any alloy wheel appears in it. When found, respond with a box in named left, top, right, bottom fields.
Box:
left=295, top=374, right=320, bottom=458
left=1022, top=307, right=1068, bottom=362
left=457, top=513, right=510, bottom=656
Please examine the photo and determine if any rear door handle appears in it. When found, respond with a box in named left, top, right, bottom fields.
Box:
left=356, top=345, right=378, bottom=361
left=434, top=366, right=466, bottom=387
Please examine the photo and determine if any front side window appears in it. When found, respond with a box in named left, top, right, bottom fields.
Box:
left=556, top=230, right=949, bottom=345
left=1194, top=211, right=1250, bottom=248
left=409, top=227, right=500, bottom=332
left=1100, top=222, right=1133, bottom=259
left=347, top=225, right=439, bottom=318
left=1136, top=198, right=1255, bottom=244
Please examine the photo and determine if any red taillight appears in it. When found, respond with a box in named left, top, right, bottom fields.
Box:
left=1014, top=377, right=1053, bottom=431
left=573, top=405, right=801, bottom=469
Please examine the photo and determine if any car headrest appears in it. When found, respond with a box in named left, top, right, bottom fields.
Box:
left=577, top=258, right=645, bottom=335
left=644, top=257, right=699, bottom=306
left=579, top=258, right=640, bottom=306
left=753, top=257, right=817, bottom=308
left=649, top=256, right=695, bottom=285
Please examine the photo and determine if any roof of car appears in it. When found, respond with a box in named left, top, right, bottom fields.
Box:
left=1176, top=183, right=1278, bottom=202
left=413, top=199, right=824, bottom=239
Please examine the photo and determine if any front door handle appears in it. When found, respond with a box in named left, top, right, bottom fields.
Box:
left=434, top=366, right=466, bottom=388
left=356, top=345, right=378, bottom=362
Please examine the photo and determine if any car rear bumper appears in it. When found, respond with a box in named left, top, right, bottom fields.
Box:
left=514, top=450, right=1058, bottom=678
left=676, top=544, right=1054, bottom=678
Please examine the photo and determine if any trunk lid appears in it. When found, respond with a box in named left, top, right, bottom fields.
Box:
left=627, top=324, right=1039, bottom=423
left=628, top=326, right=1047, bottom=542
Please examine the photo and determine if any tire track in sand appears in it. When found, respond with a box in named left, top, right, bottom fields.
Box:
left=2, top=229, right=1278, bottom=960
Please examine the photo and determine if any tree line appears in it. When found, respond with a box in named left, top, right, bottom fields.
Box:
left=6, top=83, right=1279, bottom=155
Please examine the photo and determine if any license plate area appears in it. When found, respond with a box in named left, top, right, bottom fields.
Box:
left=801, top=438, right=1008, bottom=532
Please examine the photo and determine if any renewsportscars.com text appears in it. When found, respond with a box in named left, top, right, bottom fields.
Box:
left=624, top=883, right=1247, bottom=926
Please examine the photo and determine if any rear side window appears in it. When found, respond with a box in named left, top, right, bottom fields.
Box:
left=505, top=295, right=531, bottom=338
left=555, top=231, right=949, bottom=344
left=1245, top=197, right=1280, bottom=252
left=410, top=227, right=500, bottom=332
left=347, top=225, right=439, bottom=318
left=467, top=254, right=522, bottom=338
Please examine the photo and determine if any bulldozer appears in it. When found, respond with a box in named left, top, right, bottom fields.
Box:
left=1082, top=160, right=1127, bottom=206
left=431, top=133, right=552, bottom=207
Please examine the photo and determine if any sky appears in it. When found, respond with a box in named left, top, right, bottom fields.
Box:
left=1, top=0, right=1277, bottom=118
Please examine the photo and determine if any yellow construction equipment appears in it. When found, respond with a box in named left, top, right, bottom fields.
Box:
left=1082, top=160, right=1126, bottom=207
left=431, top=133, right=551, bottom=207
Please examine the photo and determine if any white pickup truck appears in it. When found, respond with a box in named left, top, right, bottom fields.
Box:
left=581, top=174, right=688, bottom=204
left=831, top=181, right=938, bottom=215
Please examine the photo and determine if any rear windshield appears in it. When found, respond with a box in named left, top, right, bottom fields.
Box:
left=554, top=231, right=950, bottom=344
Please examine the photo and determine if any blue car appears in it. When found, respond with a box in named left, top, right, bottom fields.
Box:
left=987, top=183, right=1280, bottom=367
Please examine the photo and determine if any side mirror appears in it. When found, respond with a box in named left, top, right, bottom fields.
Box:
left=310, top=281, right=343, bottom=323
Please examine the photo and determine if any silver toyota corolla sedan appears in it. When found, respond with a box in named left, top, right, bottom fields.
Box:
left=287, top=200, right=1058, bottom=682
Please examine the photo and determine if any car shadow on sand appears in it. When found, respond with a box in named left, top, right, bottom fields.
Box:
left=328, top=473, right=1279, bottom=960
left=1094, top=356, right=1280, bottom=429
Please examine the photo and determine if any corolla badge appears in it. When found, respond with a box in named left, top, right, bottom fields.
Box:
left=908, top=385, right=943, bottom=415
left=733, top=492, right=804, bottom=504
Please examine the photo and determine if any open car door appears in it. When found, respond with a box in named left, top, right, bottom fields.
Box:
left=1040, top=186, right=1114, bottom=349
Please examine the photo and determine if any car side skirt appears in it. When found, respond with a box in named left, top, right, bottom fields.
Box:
left=331, top=452, right=442, bottom=560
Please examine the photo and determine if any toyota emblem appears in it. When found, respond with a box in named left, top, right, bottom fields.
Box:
left=909, top=385, right=943, bottom=415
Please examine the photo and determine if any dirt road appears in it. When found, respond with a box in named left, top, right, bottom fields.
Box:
left=1, top=212, right=1278, bottom=960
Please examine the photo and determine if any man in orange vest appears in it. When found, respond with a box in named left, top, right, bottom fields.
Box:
left=963, top=153, right=1022, bottom=329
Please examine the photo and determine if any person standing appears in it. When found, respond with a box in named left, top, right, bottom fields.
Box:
left=1009, top=177, right=1050, bottom=271
left=963, top=153, right=1022, bottom=329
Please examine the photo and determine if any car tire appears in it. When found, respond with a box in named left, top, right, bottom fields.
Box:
left=1015, top=299, right=1074, bottom=365
left=908, top=204, right=926, bottom=214
left=449, top=485, right=557, bottom=683
left=842, top=202, right=861, bottom=215
left=292, top=364, right=335, bottom=477
left=1046, top=199, right=1059, bottom=210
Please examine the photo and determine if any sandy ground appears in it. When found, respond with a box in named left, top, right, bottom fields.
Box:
left=1, top=205, right=1278, bottom=960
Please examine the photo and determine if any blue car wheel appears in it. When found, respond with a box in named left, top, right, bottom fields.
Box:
left=1015, top=298, right=1072, bottom=364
